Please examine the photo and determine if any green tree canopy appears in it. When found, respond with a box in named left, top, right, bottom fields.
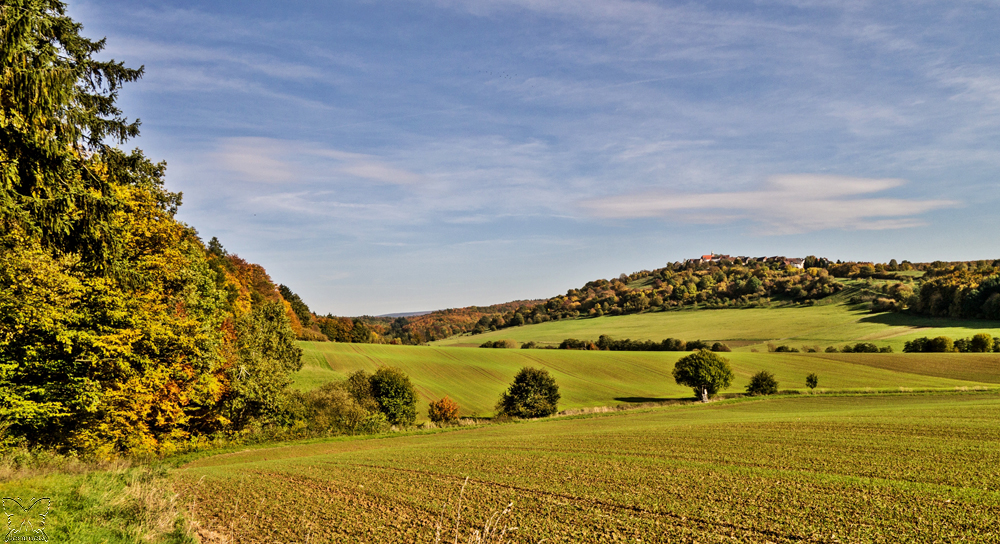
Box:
left=672, top=350, right=734, bottom=401
left=369, top=367, right=417, bottom=426
left=970, top=333, right=994, bottom=353
left=746, top=370, right=779, bottom=396
left=496, top=367, right=560, bottom=418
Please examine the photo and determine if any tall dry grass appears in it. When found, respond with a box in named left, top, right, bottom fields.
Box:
left=434, top=477, right=521, bottom=544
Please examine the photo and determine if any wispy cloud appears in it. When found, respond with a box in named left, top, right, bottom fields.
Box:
left=211, top=137, right=426, bottom=185
left=215, top=138, right=300, bottom=183
left=76, top=0, right=1000, bottom=314
left=581, top=175, right=958, bottom=234
left=105, top=38, right=326, bottom=81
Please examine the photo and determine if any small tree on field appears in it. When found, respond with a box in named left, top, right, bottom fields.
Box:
left=369, top=366, right=418, bottom=426
left=496, top=367, right=560, bottom=418
left=428, top=396, right=460, bottom=424
left=806, top=373, right=818, bottom=389
left=672, top=350, right=734, bottom=402
left=746, top=371, right=778, bottom=396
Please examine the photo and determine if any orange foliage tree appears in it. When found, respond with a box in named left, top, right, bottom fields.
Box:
left=427, top=396, right=459, bottom=423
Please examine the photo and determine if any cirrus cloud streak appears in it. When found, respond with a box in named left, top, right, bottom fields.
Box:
left=580, top=175, right=958, bottom=234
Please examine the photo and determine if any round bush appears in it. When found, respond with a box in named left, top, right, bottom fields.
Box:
left=746, top=370, right=779, bottom=396
left=710, top=342, right=732, bottom=352
left=369, top=366, right=418, bottom=426
left=496, top=367, right=560, bottom=418
left=428, top=396, right=460, bottom=423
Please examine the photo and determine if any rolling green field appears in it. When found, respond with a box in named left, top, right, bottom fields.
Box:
left=174, top=391, right=1000, bottom=542
left=430, top=302, right=1000, bottom=353
left=296, top=342, right=1000, bottom=418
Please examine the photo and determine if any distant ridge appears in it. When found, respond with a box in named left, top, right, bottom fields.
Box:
left=377, top=310, right=435, bottom=318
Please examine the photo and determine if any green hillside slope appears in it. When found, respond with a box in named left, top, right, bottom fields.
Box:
left=430, top=302, right=1000, bottom=352
left=295, top=342, right=999, bottom=418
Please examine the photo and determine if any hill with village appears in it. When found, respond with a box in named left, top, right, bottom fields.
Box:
left=284, top=252, right=998, bottom=346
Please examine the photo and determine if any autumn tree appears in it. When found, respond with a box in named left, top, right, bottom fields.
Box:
left=0, top=1, right=302, bottom=455
left=428, top=396, right=459, bottom=424
left=279, top=284, right=313, bottom=327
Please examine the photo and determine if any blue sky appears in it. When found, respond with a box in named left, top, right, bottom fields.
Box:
left=71, top=0, right=1000, bottom=315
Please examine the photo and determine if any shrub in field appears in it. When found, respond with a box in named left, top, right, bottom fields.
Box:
left=428, top=396, right=460, bottom=424
left=368, top=367, right=419, bottom=426
left=927, top=336, right=954, bottom=353
left=903, top=338, right=927, bottom=352
left=841, top=342, right=879, bottom=353
left=774, top=345, right=799, bottom=353
left=480, top=339, right=517, bottom=349
left=686, top=340, right=710, bottom=351
left=970, top=333, right=994, bottom=352
left=904, top=336, right=955, bottom=353
left=871, top=297, right=899, bottom=312
left=594, top=335, right=687, bottom=351
left=520, top=341, right=537, bottom=349
left=496, top=367, right=560, bottom=418
left=559, top=338, right=598, bottom=350
left=344, top=370, right=379, bottom=412
left=806, top=373, right=819, bottom=389
left=299, top=382, right=387, bottom=434
left=672, top=350, right=734, bottom=402
left=825, top=346, right=838, bottom=353
left=953, top=333, right=994, bottom=353
left=711, top=342, right=732, bottom=352
left=746, top=370, right=779, bottom=395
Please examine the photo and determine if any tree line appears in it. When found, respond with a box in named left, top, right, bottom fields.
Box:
left=903, top=334, right=998, bottom=353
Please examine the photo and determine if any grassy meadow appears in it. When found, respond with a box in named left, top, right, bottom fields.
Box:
left=296, top=341, right=1000, bottom=419
left=430, top=301, right=1000, bottom=353
left=175, top=391, right=1000, bottom=542
left=0, top=462, right=193, bottom=544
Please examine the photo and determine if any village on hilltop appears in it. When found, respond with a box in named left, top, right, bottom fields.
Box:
left=690, top=253, right=805, bottom=269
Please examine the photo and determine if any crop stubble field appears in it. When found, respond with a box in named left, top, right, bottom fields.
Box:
left=176, top=392, right=1000, bottom=543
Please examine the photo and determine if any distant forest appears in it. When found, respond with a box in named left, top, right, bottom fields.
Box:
left=287, top=256, right=1000, bottom=345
